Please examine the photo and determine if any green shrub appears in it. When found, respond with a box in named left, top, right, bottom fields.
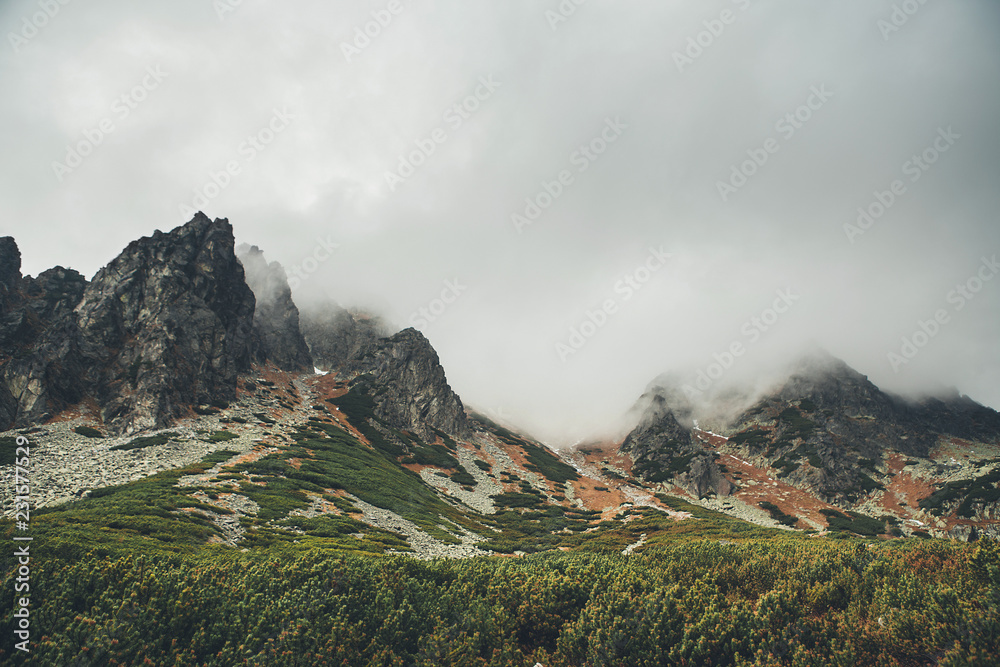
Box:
left=820, top=509, right=884, bottom=536
left=450, top=470, right=476, bottom=486
left=759, top=501, right=799, bottom=528
left=111, top=431, right=180, bottom=451
left=0, top=437, right=17, bottom=466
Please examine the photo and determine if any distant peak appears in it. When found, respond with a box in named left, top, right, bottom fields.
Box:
left=0, top=236, right=21, bottom=287
left=235, top=243, right=263, bottom=257
left=785, top=348, right=865, bottom=382
left=391, top=327, right=429, bottom=342
left=175, top=212, right=232, bottom=238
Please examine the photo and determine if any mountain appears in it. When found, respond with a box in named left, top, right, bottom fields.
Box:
left=618, top=349, right=1000, bottom=538
left=3, top=216, right=998, bottom=581
left=345, top=327, right=472, bottom=441
left=299, top=301, right=386, bottom=371
left=621, top=389, right=733, bottom=499
left=0, top=214, right=258, bottom=433
left=299, top=302, right=470, bottom=441
left=236, top=244, right=313, bottom=371
left=1, top=215, right=471, bottom=445
left=4, top=214, right=1000, bottom=664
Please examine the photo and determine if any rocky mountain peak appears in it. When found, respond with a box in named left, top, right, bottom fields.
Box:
left=0, top=236, right=20, bottom=296
left=74, top=214, right=258, bottom=432
left=300, top=304, right=471, bottom=442
left=300, top=301, right=387, bottom=372
left=632, top=373, right=696, bottom=427
left=347, top=326, right=471, bottom=442
left=0, top=214, right=259, bottom=433
left=236, top=243, right=313, bottom=371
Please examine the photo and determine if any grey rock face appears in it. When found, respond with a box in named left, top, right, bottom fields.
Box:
left=621, top=393, right=731, bottom=498
left=299, top=302, right=386, bottom=372
left=301, top=305, right=470, bottom=442
left=74, top=214, right=258, bottom=432
left=0, top=214, right=259, bottom=433
left=0, top=236, right=89, bottom=426
left=236, top=244, right=312, bottom=371
left=626, top=350, right=1000, bottom=507
left=0, top=237, right=20, bottom=312
left=0, top=383, right=14, bottom=428
left=356, top=328, right=471, bottom=441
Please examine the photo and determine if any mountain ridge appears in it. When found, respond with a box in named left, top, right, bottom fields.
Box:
left=2, top=215, right=998, bottom=547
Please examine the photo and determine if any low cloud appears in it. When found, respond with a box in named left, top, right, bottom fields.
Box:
left=3, top=0, right=998, bottom=445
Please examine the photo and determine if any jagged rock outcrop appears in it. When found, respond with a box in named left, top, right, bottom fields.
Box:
left=0, top=236, right=90, bottom=427
left=625, top=350, right=1000, bottom=509
left=720, top=351, right=1000, bottom=503
left=299, top=302, right=386, bottom=372
left=305, top=307, right=471, bottom=442
left=344, top=328, right=471, bottom=442
left=1, top=241, right=89, bottom=353
left=0, top=214, right=259, bottom=433
left=236, top=244, right=312, bottom=371
left=74, top=214, right=258, bottom=432
left=2, top=217, right=471, bottom=441
left=0, top=237, right=20, bottom=314
left=621, top=389, right=732, bottom=498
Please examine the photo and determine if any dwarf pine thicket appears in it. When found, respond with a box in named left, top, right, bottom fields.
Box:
left=1, top=535, right=998, bottom=665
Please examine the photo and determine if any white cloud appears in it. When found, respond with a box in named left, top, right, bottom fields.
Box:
left=2, top=0, right=999, bottom=444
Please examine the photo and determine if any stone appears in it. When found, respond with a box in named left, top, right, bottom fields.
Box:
left=0, top=214, right=258, bottom=433
left=236, top=244, right=313, bottom=371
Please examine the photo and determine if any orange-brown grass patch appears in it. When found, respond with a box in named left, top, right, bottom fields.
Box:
left=572, top=477, right=629, bottom=512
left=722, top=452, right=839, bottom=528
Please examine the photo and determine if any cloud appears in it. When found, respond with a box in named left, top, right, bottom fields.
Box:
left=2, top=0, right=999, bottom=445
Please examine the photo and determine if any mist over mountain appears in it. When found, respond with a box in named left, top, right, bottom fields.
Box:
left=4, top=1, right=998, bottom=446
left=4, top=3, right=1000, bottom=663
left=236, top=243, right=313, bottom=371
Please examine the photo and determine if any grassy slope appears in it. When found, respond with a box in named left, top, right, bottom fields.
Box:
left=3, top=408, right=998, bottom=664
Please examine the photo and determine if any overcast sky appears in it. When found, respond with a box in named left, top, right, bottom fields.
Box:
left=3, top=0, right=999, bottom=444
